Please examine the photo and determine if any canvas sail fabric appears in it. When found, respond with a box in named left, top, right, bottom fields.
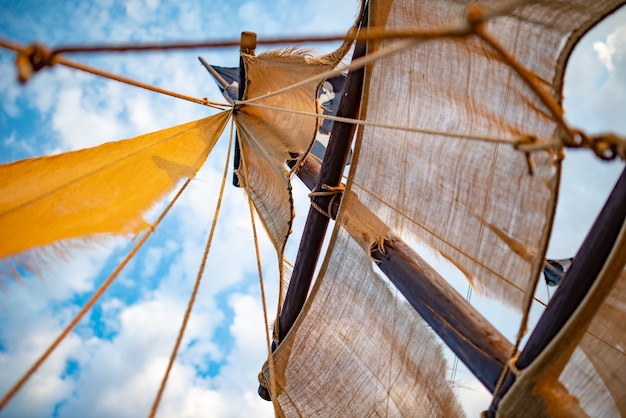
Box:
left=0, top=111, right=230, bottom=263
left=234, top=37, right=355, bottom=255
left=265, top=227, right=464, bottom=417
left=498, top=229, right=626, bottom=417
left=353, top=0, right=624, bottom=310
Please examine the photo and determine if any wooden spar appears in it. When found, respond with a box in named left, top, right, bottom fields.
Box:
left=371, top=240, right=511, bottom=392
left=258, top=3, right=511, bottom=397
left=486, top=166, right=626, bottom=416
left=233, top=32, right=256, bottom=187
left=276, top=15, right=368, bottom=343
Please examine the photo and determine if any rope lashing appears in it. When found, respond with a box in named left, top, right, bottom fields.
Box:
left=309, top=183, right=345, bottom=218
left=567, top=130, right=626, bottom=161
left=16, top=44, right=57, bottom=84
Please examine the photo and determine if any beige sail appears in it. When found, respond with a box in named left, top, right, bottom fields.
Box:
left=352, top=0, right=623, bottom=310
left=0, top=111, right=230, bottom=261
left=265, top=227, right=464, bottom=417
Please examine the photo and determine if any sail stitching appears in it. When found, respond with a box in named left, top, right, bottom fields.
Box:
left=241, top=101, right=538, bottom=145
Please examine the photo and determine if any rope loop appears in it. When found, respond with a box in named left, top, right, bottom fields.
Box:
left=16, top=43, right=56, bottom=84
left=566, top=130, right=626, bottom=161
left=308, top=183, right=345, bottom=218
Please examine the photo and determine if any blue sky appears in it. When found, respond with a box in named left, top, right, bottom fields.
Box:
left=1, top=1, right=625, bottom=417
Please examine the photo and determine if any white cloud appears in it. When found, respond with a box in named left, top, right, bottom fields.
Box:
left=594, top=39, right=616, bottom=72
left=0, top=56, right=21, bottom=118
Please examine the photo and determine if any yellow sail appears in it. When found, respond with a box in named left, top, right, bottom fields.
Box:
left=0, top=111, right=230, bottom=259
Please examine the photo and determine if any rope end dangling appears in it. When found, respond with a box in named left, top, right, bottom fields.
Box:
left=15, top=43, right=56, bottom=84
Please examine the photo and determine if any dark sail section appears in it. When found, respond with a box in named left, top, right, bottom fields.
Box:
left=200, top=59, right=347, bottom=162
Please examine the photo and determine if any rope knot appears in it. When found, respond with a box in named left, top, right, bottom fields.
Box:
left=16, top=44, right=56, bottom=84
left=466, top=3, right=487, bottom=31
left=566, top=130, right=626, bottom=161
left=308, top=183, right=345, bottom=218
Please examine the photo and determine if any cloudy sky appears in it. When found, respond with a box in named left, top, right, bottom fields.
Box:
left=0, top=1, right=624, bottom=417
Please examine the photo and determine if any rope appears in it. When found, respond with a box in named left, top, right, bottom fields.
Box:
left=243, top=102, right=527, bottom=145
left=6, top=41, right=229, bottom=110
left=309, top=183, right=344, bottom=218
left=36, top=23, right=490, bottom=55
left=148, top=115, right=234, bottom=418
left=0, top=0, right=522, bottom=58
left=0, top=177, right=194, bottom=414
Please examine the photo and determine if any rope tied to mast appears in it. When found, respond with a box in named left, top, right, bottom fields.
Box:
left=309, top=183, right=344, bottom=218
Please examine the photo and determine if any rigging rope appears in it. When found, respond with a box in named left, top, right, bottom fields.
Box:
left=242, top=101, right=536, bottom=146
left=0, top=176, right=195, bottom=413
left=238, top=133, right=282, bottom=416
left=0, top=0, right=525, bottom=55
left=148, top=114, right=234, bottom=418
left=309, top=183, right=344, bottom=218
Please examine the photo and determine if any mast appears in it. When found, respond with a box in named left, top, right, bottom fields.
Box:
left=259, top=6, right=512, bottom=396
left=487, top=166, right=626, bottom=415
left=233, top=32, right=257, bottom=187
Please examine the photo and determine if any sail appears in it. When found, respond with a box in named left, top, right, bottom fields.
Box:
left=352, top=0, right=623, bottom=310
left=498, top=253, right=626, bottom=416
left=0, top=112, right=230, bottom=262
left=234, top=41, right=355, bottom=254
left=0, top=0, right=625, bottom=416
left=264, top=228, right=464, bottom=417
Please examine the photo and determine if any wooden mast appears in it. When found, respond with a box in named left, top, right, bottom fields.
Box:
left=278, top=17, right=368, bottom=346
left=486, top=166, right=626, bottom=416
left=233, top=31, right=256, bottom=187
left=259, top=5, right=512, bottom=397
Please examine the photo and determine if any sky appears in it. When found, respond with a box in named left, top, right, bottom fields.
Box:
left=0, top=1, right=625, bottom=417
